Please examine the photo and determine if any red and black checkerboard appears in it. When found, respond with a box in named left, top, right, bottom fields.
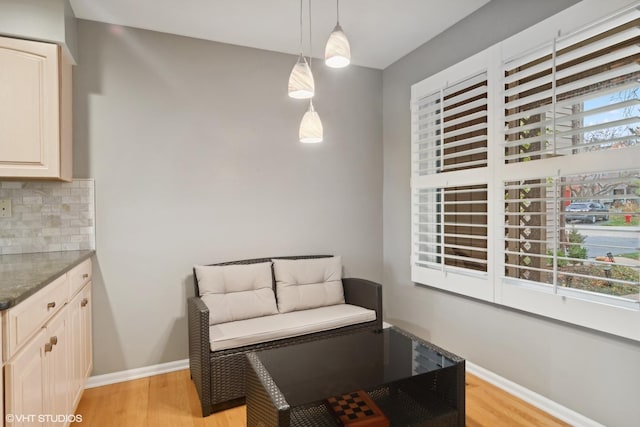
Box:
left=325, top=390, right=389, bottom=427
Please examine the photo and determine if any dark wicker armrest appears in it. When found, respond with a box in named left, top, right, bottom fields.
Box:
left=188, top=296, right=213, bottom=416
left=342, top=278, right=383, bottom=330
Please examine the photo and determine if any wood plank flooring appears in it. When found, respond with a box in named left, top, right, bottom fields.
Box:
left=73, top=369, right=569, bottom=427
left=464, top=373, right=569, bottom=427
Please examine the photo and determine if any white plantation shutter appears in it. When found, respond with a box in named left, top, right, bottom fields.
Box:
left=414, top=91, right=442, bottom=176
left=503, top=42, right=555, bottom=163
left=414, top=186, right=488, bottom=272
left=500, top=4, right=640, bottom=310
left=503, top=170, right=639, bottom=308
left=413, top=73, right=489, bottom=176
left=503, top=177, right=555, bottom=282
left=411, top=61, right=493, bottom=298
left=409, top=0, right=640, bottom=340
left=503, top=8, right=640, bottom=163
left=441, top=73, right=489, bottom=171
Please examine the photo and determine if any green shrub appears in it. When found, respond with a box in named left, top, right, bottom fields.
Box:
left=547, top=249, right=569, bottom=267
left=566, top=227, right=588, bottom=264
left=567, top=245, right=588, bottom=262
left=549, top=228, right=588, bottom=266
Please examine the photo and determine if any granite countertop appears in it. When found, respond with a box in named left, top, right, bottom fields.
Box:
left=0, top=250, right=95, bottom=310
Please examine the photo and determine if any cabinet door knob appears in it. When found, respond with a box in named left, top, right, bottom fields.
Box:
left=45, top=343, right=53, bottom=353
left=47, top=301, right=56, bottom=309
left=82, top=273, right=89, bottom=279
left=50, top=336, right=58, bottom=345
left=81, top=298, right=89, bottom=307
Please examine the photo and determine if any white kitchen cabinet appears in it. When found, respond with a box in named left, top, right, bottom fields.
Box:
left=4, top=328, right=46, bottom=426
left=4, top=274, right=68, bottom=361
left=69, top=283, right=92, bottom=411
left=3, top=259, right=92, bottom=427
left=44, top=308, right=70, bottom=425
left=0, top=36, right=72, bottom=181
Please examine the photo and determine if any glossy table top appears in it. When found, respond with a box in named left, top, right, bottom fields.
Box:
left=254, top=327, right=463, bottom=407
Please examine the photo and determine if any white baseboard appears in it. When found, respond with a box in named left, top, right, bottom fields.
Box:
left=466, top=361, right=603, bottom=427
left=86, top=359, right=189, bottom=389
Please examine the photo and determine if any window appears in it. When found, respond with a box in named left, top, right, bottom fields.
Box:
left=503, top=171, right=639, bottom=309
left=411, top=0, right=640, bottom=341
left=412, top=57, right=493, bottom=299
left=415, top=185, right=488, bottom=272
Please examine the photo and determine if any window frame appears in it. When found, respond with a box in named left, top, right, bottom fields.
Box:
left=410, top=0, right=640, bottom=342
left=411, top=48, right=499, bottom=302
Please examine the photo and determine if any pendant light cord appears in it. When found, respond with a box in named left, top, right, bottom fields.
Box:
left=298, top=0, right=303, bottom=54
left=336, top=0, right=340, bottom=24
left=308, top=0, right=313, bottom=68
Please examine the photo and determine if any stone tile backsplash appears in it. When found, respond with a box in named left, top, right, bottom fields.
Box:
left=0, top=180, right=95, bottom=255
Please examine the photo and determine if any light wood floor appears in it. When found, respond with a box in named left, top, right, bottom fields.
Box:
left=73, top=369, right=569, bottom=427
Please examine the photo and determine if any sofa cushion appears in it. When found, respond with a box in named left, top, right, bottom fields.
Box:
left=195, top=262, right=278, bottom=325
left=209, top=303, right=376, bottom=351
left=273, top=256, right=344, bottom=313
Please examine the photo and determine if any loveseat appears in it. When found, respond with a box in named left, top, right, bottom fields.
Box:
left=188, top=255, right=383, bottom=416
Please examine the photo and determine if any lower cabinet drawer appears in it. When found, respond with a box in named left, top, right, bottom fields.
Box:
left=68, top=258, right=92, bottom=299
left=4, top=273, right=68, bottom=360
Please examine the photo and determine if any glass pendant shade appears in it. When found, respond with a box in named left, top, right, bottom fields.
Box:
left=288, top=54, right=315, bottom=99
left=325, top=23, right=351, bottom=68
left=299, top=101, right=323, bottom=143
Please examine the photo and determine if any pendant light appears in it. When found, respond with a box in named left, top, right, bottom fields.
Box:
left=299, top=100, right=323, bottom=143
left=288, top=0, right=314, bottom=99
left=299, top=0, right=323, bottom=143
left=325, top=0, right=350, bottom=68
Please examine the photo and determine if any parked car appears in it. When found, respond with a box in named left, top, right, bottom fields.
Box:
left=565, top=202, right=609, bottom=223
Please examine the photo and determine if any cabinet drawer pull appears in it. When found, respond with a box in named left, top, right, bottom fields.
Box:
left=82, top=273, right=89, bottom=279
left=45, top=343, right=53, bottom=353
left=47, top=302, right=56, bottom=309
left=50, top=336, right=58, bottom=345
left=81, top=298, right=89, bottom=307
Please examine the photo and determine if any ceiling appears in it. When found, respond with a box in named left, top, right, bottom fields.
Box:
left=69, top=0, right=490, bottom=70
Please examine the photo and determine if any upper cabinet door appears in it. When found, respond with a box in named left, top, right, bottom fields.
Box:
left=0, top=36, right=72, bottom=181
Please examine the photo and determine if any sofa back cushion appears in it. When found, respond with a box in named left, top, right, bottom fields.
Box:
left=195, top=262, right=278, bottom=325
left=273, top=256, right=344, bottom=313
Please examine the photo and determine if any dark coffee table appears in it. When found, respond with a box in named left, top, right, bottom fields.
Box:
left=246, top=327, right=465, bottom=427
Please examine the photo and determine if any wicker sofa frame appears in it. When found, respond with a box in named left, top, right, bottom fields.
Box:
left=188, top=255, right=383, bottom=417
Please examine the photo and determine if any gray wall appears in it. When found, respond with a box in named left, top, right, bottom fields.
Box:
left=73, top=20, right=382, bottom=375
left=382, top=1, right=640, bottom=426
left=72, top=2, right=640, bottom=424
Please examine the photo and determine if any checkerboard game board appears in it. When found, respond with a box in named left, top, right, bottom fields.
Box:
left=325, top=390, right=389, bottom=427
